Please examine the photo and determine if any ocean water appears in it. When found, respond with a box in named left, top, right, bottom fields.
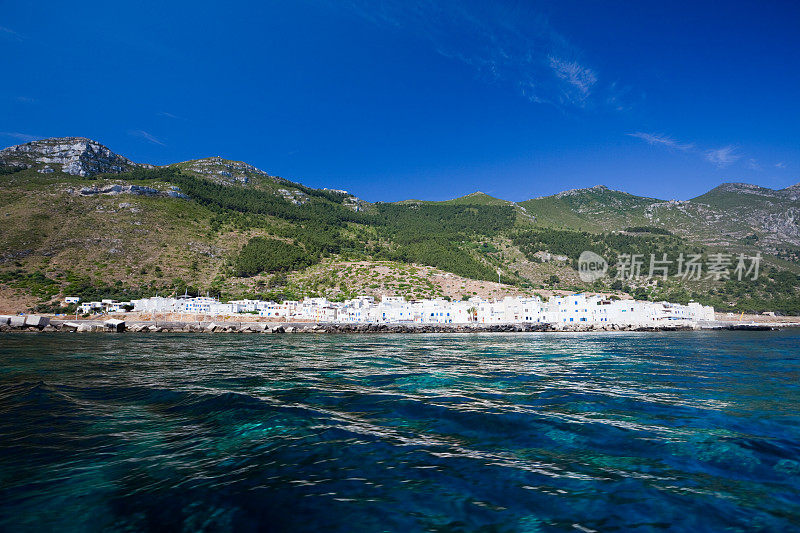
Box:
left=1, top=331, right=799, bottom=532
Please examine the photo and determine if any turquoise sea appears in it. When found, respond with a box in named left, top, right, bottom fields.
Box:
left=1, top=331, right=799, bottom=531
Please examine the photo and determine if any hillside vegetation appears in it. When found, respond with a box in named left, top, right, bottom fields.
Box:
left=1, top=137, right=800, bottom=315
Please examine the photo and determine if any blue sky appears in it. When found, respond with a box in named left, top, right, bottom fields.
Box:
left=2, top=0, right=798, bottom=201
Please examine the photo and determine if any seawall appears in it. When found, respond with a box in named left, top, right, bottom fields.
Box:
left=2, top=318, right=792, bottom=334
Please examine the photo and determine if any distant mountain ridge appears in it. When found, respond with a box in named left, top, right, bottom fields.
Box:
left=2, top=136, right=796, bottom=211
left=2, top=136, right=799, bottom=251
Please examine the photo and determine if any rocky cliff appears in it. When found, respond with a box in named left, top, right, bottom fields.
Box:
left=0, top=137, right=138, bottom=177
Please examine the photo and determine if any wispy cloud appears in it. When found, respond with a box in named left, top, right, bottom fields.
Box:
left=547, top=56, right=597, bottom=105
left=157, top=111, right=180, bottom=119
left=629, top=131, right=751, bottom=169
left=0, top=26, right=22, bottom=41
left=705, top=146, right=740, bottom=167
left=128, top=130, right=165, bottom=146
left=338, top=1, right=616, bottom=110
left=746, top=158, right=761, bottom=171
left=776, top=162, right=786, bottom=169
left=627, top=132, right=694, bottom=151
left=605, top=81, right=636, bottom=112
left=14, top=96, right=36, bottom=104
left=0, top=131, right=42, bottom=143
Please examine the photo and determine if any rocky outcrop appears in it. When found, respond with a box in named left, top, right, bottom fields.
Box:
left=0, top=137, right=138, bottom=177
left=553, top=184, right=610, bottom=198
left=74, top=184, right=188, bottom=198
left=277, top=188, right=309, bottom=205
left=180, top=156, right=280, bottom=185
left=781, top=183, right=800, bottom=201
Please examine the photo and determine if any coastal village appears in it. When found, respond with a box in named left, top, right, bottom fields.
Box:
left=123, top=293, right=716, bottom=325
left=0, top=293, right=718, bottom=333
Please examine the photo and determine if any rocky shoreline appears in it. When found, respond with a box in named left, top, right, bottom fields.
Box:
left=0, top=316, right=791, bottom=334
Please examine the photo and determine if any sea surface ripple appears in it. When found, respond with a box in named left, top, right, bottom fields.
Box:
left=1, top=331, right=799, bottom=531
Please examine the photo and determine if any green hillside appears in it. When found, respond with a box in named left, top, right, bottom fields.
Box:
left=519, top=185, right=658, bottom=231
left=692, top=182, right=784, bottom=209
left=442, top=192, right=514, bottom=206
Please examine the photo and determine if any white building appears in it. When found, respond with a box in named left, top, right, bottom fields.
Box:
left=258, top=301, right=298, bottom=318
left=98, top=291, right=714, bottom=327
left=544, top=294, right=714, bottom=326
left=688, top=301, right=716, bottom=321
left=132, top=297, right=178, bottom=313
left=176, top=297, right=218, bottom=314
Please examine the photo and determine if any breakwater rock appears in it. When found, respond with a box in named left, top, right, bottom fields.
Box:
left=0, top=318, right=702, bottom=334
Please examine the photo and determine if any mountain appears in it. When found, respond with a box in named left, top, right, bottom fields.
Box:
left=398, top=192, right=535, bottom=223
left=1, top=136, right=799, bottom=314
left=690, top=183, right=800, bottom=249
left=693, top=182, right=800, bottom=205
left=517, top=182, right=800, bottom=254
left=0, top=137, right=140, bottom=177
left=442, top=192, right=514, bottom=206
left=519, top=185, right=657, bottom=231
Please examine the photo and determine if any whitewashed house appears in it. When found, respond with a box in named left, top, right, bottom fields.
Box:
left=92, top=290, right=714, bottom=328
left=230, top=299, right=262, bottom=313
left=176, top=297, right=219, bottom=314
left=688, top=301, right=715, bottom=321
left=133, top=297, right=178, bottom=313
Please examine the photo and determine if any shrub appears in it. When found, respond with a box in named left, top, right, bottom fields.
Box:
left=234, top=237, right=314, bottom=277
